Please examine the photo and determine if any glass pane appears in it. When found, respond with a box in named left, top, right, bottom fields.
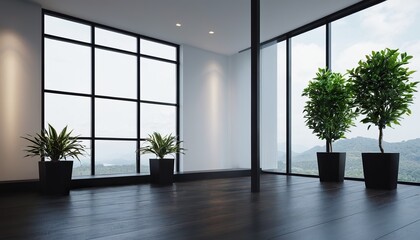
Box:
left=140, top=58, right=176, bottom=103
left=45, top=39, right=91, bottom=94
left=277, top=42, right=287, bottom=173
left=95, top=49, right=137, bottom=99
left=260, top=42, right=286, bottom=173
left=44, top=15, right=91, bottom=43
left=140, top=39, right=176, bottom=61
left=45, top=93, right=91, bottom=137
left=139, top=142, right=153, bottom=174
left=95, top=99, right=137, bottom=138
left=140, top=103, right=176, bottom=138
left=331, top=0, right=420, bottom=181
left=95, top=28, right=137, bottom=52
left=291, top=26, right=326, bottom=175
left=71, top=140, right=91, bottom=177
left=95, top=140, right=136, bottom=175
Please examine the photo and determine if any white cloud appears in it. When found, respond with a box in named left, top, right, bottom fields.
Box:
left=292, top=42, right=325, bottom=85
left=334, top=42, right=387, bottom=73
left=291, top=42, right=325, bottom=150
left=361, top=0, right=420, bottom=39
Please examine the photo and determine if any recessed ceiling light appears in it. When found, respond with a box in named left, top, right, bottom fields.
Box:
left=176, top=23, right=182, bottom=27
left=209, top=31, right=215, bottom=35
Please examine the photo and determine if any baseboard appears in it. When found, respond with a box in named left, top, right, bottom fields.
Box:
left=0, top=179, right=39, bottom=193
left=0, top=169, right=251, bottom=193
left=71, top=174, right=151, bottom=189
left=175, top=169, right=251, bottom=182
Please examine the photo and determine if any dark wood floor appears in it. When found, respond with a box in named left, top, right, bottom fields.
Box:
left=1, top=174, right=420, bottom=240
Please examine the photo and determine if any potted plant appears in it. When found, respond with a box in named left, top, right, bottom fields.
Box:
left=139, top=132, right=185, bottom=185
left=348, top=48, right=418, bottom=190
left=22, top=124, right=86, bottom=195
left=302, top=68, right=357, bottom=182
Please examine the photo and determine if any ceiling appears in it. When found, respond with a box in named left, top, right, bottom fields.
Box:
left=26, top=0, right=361, bottom=55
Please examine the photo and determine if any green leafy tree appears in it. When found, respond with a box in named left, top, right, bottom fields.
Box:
left=22, top=124, right=86, bottom=161
left=139, top=132, right=185, bottom=159
left=348, top=48, right=419, bottom=153
left=302, top=68, right=357, bottom=152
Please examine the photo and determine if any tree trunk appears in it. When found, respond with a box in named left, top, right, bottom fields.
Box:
left=379, top=126, right=384, bottom=153
left=326, top=139, right=332, bottom=153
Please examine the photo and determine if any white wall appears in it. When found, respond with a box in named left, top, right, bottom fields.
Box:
left=181, top=45, right=253, bottom=171
left=180, top=45, right=273, bottom=171
left=181, top=45, right=230, bottom=171
left=227, top=46, right=278, bottom=170
left=0, top=0, right=42, bottom=181
left=228, top=50, right=251, bottom=168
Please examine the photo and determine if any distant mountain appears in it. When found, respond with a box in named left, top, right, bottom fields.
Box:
left=293, top=137, right=420, bottom=162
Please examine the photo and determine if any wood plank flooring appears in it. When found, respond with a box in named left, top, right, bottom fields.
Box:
left=1, top=174, right=420, bottom=240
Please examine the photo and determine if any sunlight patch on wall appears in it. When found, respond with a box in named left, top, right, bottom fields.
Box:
left=0, top=31, right=24, bottom=149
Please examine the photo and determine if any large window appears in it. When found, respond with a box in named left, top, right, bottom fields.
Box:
left=291, top=26, right=326, bottom=175
left=260, top=42, right=286, bottom=172
left=331, top=0, right=420, bottom=181
left=262, top=0, right=420, bottom=183
left=43, top=12, right=179, bottom=176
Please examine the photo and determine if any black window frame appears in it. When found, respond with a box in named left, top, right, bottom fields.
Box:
left=259, top=0, right=386, bottom=177
left=42, top=9, right=180, bottom=176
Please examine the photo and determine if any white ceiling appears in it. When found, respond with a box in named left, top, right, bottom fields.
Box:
left=27, top=0, right=361, bottom=55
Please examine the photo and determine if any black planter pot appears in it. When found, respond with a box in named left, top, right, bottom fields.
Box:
left=38, top=161, right=73, bottom=195
left=149, top=159, right=175, bottom=185
left=317, top=152, right=346, bottom=182
left=362, top=153, right=399, bottom=190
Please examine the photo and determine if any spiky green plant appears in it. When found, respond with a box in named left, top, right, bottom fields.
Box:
left=139, top=132, right=185, bottom=159
left=22, top=124, right=86, bottom=161
left=348, top=48, right=419, bottom=153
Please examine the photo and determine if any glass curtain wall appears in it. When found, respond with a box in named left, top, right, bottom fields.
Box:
left=291, top=26, right=326, bottom=175
left=331, top=0, right=420, bottom=181
left=262, top=0, right=420, bottom=182
left=43, top=12, right=178, bottom=176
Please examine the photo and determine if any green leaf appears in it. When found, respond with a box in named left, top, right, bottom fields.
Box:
left=302, top=68, right=358, bottom=152
left=138, top=132, right=186, bottom=159
left=347, top=48, right=419, bottom=152
left=22, top=124, right=87, bottom=162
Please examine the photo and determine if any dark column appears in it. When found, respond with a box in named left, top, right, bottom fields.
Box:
left=325, top=22, right=331, bottom=153
left=326, top=22, right=331, bottom=70
left=137, top=37, right=141, bottom=173
left=251, top=0, right=260, bottom=192
left=91, top=25, right=96, bottom=176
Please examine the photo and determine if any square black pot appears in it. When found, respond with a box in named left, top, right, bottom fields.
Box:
left=362, top=153, right=399, bottom=190
left=38, top=161, right=73, bottom=195
left=317, top=152, right=346, bottom=182
left=149, top=159, right=175, bottom=185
